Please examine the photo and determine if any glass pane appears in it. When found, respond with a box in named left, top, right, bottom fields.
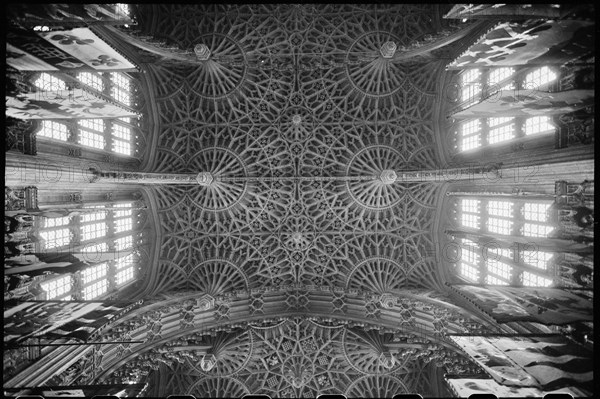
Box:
left=523, top=202, right=551, bottom=222
left=522, top=223, right=554, bottom=237
left=33, top=73, right=66, bottom=91
left=523, top=66, right=557, bottom=89
left=488, top=201, right=513, bottom=218
left=488, top=68, right=514, bottom=86
left=522, top=272, right=553, bottom=287
left=40, top=275, right=72, bottom=299
left=115, top=217, right=133, bottom=233
left=81, top=222, right=107, bottom=241
left=79, top=131, right=105, bottom=149
left=460, top=263, right=479, bottom=282
left=79, top=119, right=105, bottom=132
left=116, top=266, right=135, bottom=285
left=83, top=279, right=108, bottom=300
left=521, top=250, right=553, bottom=270
left=82, top=263, right=108, bottom=284
left=38, top=121, right=68, bottom=141
left=524, top=116, right=555, bottom=135
left=461, top=69, right=481, bottom=102
left=487, top=218, right=512, bottom=235
left=77, top=72, right=104, bottom=91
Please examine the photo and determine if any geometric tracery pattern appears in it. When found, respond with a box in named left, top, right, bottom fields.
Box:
left=129, top=4, right=459, bottom=396
left=139, top=3, right=449, bottom=296
left=134, top=318, right=441, bottom=398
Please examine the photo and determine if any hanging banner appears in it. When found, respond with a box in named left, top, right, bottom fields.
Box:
left=449, top=284, right=593, bottom=325
left=6, top=88, right=137, bottom=120
left=5, top=249, right=135, bottom=277
left=446, top=377, right=587, bottom=398
left=451, top=89, right=594, bottom=119
left=444, top=4, right=562, bottom=20
left=7, top=29, right=91, bottom=72
left=491, top=335, right=593, bottom=392
left=39, top=28, right=137, bottom=71
left=6, top=43, right=59, bottom=71
left=8, top=4, right=133, bottom=27
left=5, top=383, right=147, bottom=398
left=450, top=335, right=593, bottom=392
left=450, top=336, right=539, bottom=387
left=4, top=300, right=142, bottom=346
left=447, top=20, right=594, bottom=69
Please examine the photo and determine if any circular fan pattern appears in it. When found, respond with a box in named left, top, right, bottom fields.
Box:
left=191, top=33, right=247, bottom=99
left=346, top=257, right=407, bottom=293
left=345, top=145, right=406, bottom=210
left=345, top=375, right=408, bottom=398
left=345, top=31, right=405, bottom=97
left=190, top=330, right=254, bottom=377
left=187, top=259, right=248, bottom=295
left=188, top=147, right=248, bottom=211
left=342, top=329, right=403, bottom=375
left=188, top=376, right=250, bottom=398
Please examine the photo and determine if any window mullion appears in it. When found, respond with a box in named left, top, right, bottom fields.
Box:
left=107, top=261, right=118, bottom=292
left=103, top=72, right=112, bottom=98
left=479, top=69, right=490, bottom=103
left=481, top=199, right=489, bottom=234
left=478, top=199, right=488, bottom=284
left=105, top=120, right=113, bottom=153
left=514, top=116, right=525, bottom=138
left=72, top=273, right=84, bottom=300
left=481, top=118, right=489, bottom=147
left=513, top=203, right=525, bottom=236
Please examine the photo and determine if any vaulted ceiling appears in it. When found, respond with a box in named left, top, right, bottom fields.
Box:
left=131, top=4, right=458, bottom=296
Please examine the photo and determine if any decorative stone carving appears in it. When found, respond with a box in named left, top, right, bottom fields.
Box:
left=378, top=351, right=396, bottom=369
left=379, top=169, right=397, bottom=185
left=194, top=44, right=211, bottom=60
left=196, top=172, right=214, bottom=186
left=378, top=293, right=397, bottom=309
left=380, top=41, right=397, bottom=58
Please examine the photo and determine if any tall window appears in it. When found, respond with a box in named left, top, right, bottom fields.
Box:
left=81, top=263, right=109, bottom=300
left=111, top=73, right=131, bottom=106
left=29, top=201, right=144, bottom=300
left=461, top=69, right=481, bottom=106
left=112, top=123, right=132, bottom=155
left=32, top=73, right=66, bottom=91
left=460, top=120, right=481, bottom=152
left=37, top=121, right=69, bottom=141
left=115, top=253, right=136, bottom=286
left=524, top=116, right=555, bottom=136
left=522, top=202, right=554, bottom=237
left=488, top=67, right=515, bottom=94
left=487, top=117, right=515, bottom=144
left=78, top=119, right=106, bottom=150
left=487, top=201, right=513, bottom=235
left=523, top=66, right=557, bottom=90
left=459, top=239, right=480, bottom=282
left=460, top=199, right=480, bottom=229
left=40, top=275, right=72, bottom=300
left=454, top=66, right=559, bottom=153
left=39, top=217, right=71, bottom=250
left=77, top=72, right=104, bottom=91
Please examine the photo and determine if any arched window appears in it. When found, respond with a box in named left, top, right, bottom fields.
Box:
left=33, top=201, right=145, bottom=300
left=454, top=197, right=557, bottom=287
left=30, top=72, right=141, bottom=158
left=453, top=66, right=560, bottom=153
